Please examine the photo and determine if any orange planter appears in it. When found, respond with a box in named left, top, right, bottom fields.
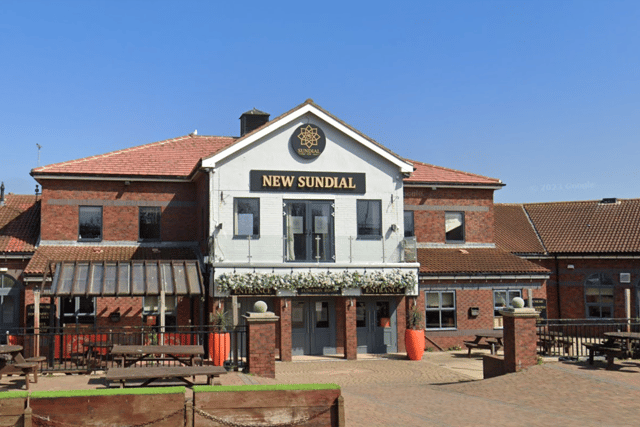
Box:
left=405, top=329, right=425, bottom=361
left=209, top=332, right=231, bottom=366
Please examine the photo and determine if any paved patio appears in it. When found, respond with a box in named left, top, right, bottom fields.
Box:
left=2, top=351, right=639, bottom=426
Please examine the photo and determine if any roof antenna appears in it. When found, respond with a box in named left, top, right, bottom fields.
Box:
left=36, top=144, right=42, bottom=167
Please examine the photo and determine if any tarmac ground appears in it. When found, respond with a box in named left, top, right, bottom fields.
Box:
left=2, top=350, right=640, bottom=426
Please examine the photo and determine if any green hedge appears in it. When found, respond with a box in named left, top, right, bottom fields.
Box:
left=30, top=386, right=185, bottom=399
left=193, top=383, right=340, bottom=393
left=0, top=391, right=29, bottom=399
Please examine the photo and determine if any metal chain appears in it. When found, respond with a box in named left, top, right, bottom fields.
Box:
left=32, top=408, right=184, bottom=427
left=193, top=405, right=333, bottom=427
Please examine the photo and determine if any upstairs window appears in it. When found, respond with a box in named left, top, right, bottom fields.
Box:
left=445, top=212, right=464, bottom=243
left=139, top=207, right=161, bottom=241
left=404, top=211, right=415, bottom=238
left=234, top=198, right=260, bottom=238
left=357, top=200, right=382, bottom=238
left=78, top=206, right=102, bottom=241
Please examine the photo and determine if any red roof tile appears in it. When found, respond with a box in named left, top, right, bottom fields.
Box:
left=0, top=194, right=40, bottom=253
left=417, top=248, right=549, bottom=275
left=31, top=135, right=236, bottom=178
left=494, top=204, right=546, bottom=254
left=403, top=160, right=504, bottom=186
left=523, top=199, right=640, bottom=253
left=25, top=245, right=199, bottom=275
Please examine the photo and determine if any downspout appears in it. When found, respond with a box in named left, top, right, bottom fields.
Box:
left=555, top=255, right=562, bottom=319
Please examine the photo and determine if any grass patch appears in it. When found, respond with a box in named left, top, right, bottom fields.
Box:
left=193, top=384, right=340, bottom=393
left=30, top=386, right=185, bottom=399
left=0, top=391, right=29, bottom=399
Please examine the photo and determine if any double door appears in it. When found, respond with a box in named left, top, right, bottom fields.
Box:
left=356, top=299, right=396, bottom=353
left=291, top=298, right=336, bottom=355
left=284, top=200, right=334, bottom=262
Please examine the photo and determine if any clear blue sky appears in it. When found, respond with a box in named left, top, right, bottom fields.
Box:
left=1, top=0, right=638, bottom=203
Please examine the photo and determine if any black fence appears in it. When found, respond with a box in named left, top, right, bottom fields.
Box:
left=3, top=325, right=247, bottom=373
left=536, top=318, right=640, bottom=358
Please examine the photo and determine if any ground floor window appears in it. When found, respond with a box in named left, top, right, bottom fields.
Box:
left=425, top=291, right=456, bottom=329
left=142, top=295, right=177, bottom=330
left=493, top=290, right=521, bottom=328
left=585, top=273, right=614, bottom=318
left=61, top=296, right=95, bottom=326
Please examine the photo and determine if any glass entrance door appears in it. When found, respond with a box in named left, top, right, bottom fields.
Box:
left=291, top=298, right=336, bottom=355
left=284, top=201, right=334, bottom=262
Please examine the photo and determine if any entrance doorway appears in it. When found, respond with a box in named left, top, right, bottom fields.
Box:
left=0, top=274, right=20, bottom=340
left=356, top=298, right=397, bottom=353
left=291, top=298, right=336, bottom=355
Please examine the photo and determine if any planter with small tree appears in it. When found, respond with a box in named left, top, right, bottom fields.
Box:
left=405, top=304, right=425, bottom=361
left=209, top=310, right=231, bottom=367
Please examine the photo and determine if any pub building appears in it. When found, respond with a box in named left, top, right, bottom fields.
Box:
left=7, top=99, right=549, bottom=359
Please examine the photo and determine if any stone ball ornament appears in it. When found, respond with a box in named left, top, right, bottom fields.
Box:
left=253, top=301, right=268, bottom=313
left=511, top=297, right=525, bottom=308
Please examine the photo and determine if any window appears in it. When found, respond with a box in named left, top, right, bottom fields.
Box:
left=357, top=200, right=382, bottom=238
left=142, top=296, right=177, bottom=330
left=404, top=211, right=414, bottom=238
left=78, top=206, right=102, bottom=241
left=61, top=297, right=95, bottom=325
left=284, top=200, right=334, bottom=262
left=585, top=273, right=614, bottom=318
left=234, top=198, right=260, bottom=237
left=493, top=290, right=522, bottom=328
left=425, top=291, right=456, bottom=329
left=139, top=207, right=161, bottom=241
left=445, top=212, right=464, bottom=242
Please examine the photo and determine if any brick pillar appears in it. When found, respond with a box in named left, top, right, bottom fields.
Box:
left=397, top=296, right=407, bottom=353
left=342, top=297, right=357, bottom=360
left=501, top=308, right=539, bottom=373
left=275, top=298, right=292, bottom=362
left=244, top=312, right=279, bottom=378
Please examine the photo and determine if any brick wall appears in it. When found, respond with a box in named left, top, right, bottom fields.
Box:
left=502, top=312, right=538, bottom=372
left=246, top=317, right=277, bottom=378
left=404, top=187, right=494, bottom=244
left=40, top=180, right=199, bottom=242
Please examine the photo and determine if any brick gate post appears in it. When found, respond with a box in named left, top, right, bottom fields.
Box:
left=244, top=311, right=280, bottom=378
left=501, top=307, right=539, bottom=373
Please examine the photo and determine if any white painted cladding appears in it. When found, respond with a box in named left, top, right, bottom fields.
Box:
left=209, top=113, right=407, bottom=265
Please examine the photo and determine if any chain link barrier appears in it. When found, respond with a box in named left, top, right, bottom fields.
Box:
left=193, top=405, right=333, bottom=427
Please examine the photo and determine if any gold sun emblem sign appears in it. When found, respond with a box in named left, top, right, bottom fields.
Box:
left=296, top=125, right=321, bottom=149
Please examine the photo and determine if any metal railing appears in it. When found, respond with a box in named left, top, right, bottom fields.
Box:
left=3, top=325, right=247, bottom=373
left=536, top=318, right=640, bottom=358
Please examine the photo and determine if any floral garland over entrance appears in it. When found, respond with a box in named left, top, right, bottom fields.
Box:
left=215, top=270, right=416, bottom=295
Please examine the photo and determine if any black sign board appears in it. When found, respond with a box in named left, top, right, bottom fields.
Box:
left=289, top=124, right=326, bottom=159
left=525, top=298, right=547, bottom=320
left=250, top=170, right=366, bottom=194
left=26, top=303, right=55, bottom=329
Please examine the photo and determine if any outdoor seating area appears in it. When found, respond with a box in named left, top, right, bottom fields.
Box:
left=463, top=332, right=503, bottom=356
left=536, top=329, right=574, bottom=356
left=583, top=331, right=640, bottom=370
left=0, top=345, right=42, bottom=390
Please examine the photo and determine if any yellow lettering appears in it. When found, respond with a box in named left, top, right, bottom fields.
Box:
left=262, top=175, right=272, bottom=187
left=328, top=177, right=337, bottom=188
left=281, top=176, right=295, bottom=187
left=348, top=177, right=356, bottom=189
left=298, top=176, right=306, bottom=188
left=272, top=176, right=281, bottom=187
left=338, top=178, right=347, bottom=189
left=314, top=177, right=324, bottom=188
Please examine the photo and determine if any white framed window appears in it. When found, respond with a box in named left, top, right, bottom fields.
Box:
left=493, top=290, right=521, bottom=328
left=425, top=291, right=456, bottom=329
left=234, top=198, right=260, bottom=238
left=61, top=296, right=96, bottom=325
left=445, top=211, right=464, bottom=242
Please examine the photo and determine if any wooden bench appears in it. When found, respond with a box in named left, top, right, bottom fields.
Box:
left=537, top=336, right=573, bottom=356
left=104, top=365, right=227, bottom=388
left=583, top=343, right=626, bottom=369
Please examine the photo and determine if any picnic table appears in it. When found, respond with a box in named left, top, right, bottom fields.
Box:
left=110, top=344, right=204, bottom=368
left=0, top=345, right=40, bottom=390
left=105, top=365, right=227, bottom=388
left=81, top=341, right=114, bottom=372
left=536, top=330, right=573, bottom=356
left=583, top=332, right=640, bottom=369
left=463, top=332, right=503, bottom=356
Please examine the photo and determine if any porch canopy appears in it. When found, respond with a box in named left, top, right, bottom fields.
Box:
left=44, top=260, right=203, bottom=296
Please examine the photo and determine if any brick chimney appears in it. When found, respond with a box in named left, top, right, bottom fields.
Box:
left=240, top=108, right=270, bottom=137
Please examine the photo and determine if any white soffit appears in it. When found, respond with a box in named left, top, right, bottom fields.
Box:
left=202, top=104, right=413, bottom=173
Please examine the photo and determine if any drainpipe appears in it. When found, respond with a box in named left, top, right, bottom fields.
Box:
left=555, top=255, right=562, bottom=319
left=0, top=182, right=4, bottom=206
